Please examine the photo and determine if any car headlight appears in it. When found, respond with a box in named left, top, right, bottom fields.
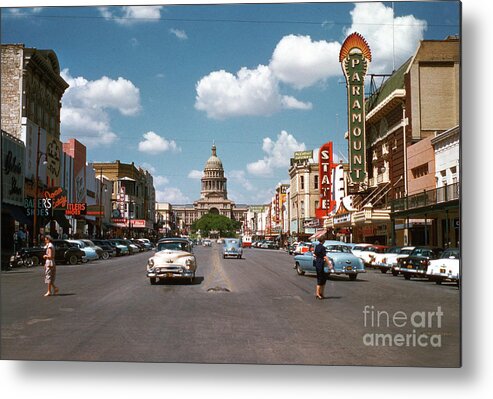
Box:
left=147, top=258, right=155, bottom=271
left=185, top=258, right=194, bottom=269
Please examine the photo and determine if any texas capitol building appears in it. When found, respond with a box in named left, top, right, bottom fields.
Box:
left=171, top=144, right=248, bottom=234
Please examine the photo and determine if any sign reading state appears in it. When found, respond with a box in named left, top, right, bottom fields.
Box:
left=339, top=32, right=372, bottom=185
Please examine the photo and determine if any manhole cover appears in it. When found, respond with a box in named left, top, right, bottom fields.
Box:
left=207, top=286, right=231, bottom=293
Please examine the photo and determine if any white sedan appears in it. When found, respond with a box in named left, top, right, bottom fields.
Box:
left=426, top=248, right=460, bottom=285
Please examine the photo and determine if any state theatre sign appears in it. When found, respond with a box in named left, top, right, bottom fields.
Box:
left=339, top=32, right=372, bottom=186
left=315, top=141, right=336, bottom=219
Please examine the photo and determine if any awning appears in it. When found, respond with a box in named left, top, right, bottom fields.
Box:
left=52, top=209, right=71, bottom=230
left=309, top=229, right=328, bottom=241
left=2, top=203, right=32, bottom=225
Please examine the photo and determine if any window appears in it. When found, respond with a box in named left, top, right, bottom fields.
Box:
left=411, top=163, right=429, bottom=179
left=315, top=200, right=319, bottom=210
left=314, top=175, right=318, bottom=190
left=300, top=176, right=304, bottom=190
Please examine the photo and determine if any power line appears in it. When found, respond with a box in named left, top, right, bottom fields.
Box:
left=3, top=12, right=460, bottom=29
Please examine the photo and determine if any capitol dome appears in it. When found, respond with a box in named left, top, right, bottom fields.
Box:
left=204, top=144, right=223, bottom=170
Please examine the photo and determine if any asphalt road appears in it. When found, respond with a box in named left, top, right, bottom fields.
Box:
left=0, top=244, right=460, bottom=366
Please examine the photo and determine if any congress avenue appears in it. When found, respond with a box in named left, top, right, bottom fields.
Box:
left=0, top=244, right=460, bottom=366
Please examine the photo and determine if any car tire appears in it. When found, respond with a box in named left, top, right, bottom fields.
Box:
left=404, top=274, right=411, bottom=280
left=435, top=280, right=442, bottom=285
left=68, top=255, right=78, bottom=265
left=150, top=277, right=157, bottom=285
left=102, top=252, right=109, bottom=260
left=380, top=269, right=387, bottom=274
left=392, top=270, right=399, bottom=276
left=295, top=263, right=305, bottom=276
left=30, top=256, right=40, bottom=267
left=349, top=274, right=357, bottom=281
left=81, top=258, right=88, bottom=263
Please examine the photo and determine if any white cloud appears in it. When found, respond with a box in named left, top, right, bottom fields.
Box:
left=270, top=35, right=342, bottom=89
left=345, top=2, right=427, bottom=73
left=281, top=96, right=313, bottom=110
left=9, top=8, right=43, bottom=15
left=156, top=187, right=190, bottom=204
left=60, top=69, right=141, bottom=146
left=154, top=176, right=169, bottom=187
left=188, top=170, right=203, bottom=179
left=247, top=130, right=306, bottom=176
left=141, top=163, right=156, bottom=174
left=138, top=131, right=180, bottom=154
left=170, top=28, right=188, bottom=40
left=227, top=170, right=254, bottom=192
left=195, top=65, right=310, bottom=119
left=98, top=6, right=163, bottom=25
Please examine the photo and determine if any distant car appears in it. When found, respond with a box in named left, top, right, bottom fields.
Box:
left=294, top=240, right=365, bottom=281
left=136, top=238, right=153, bottom=250
left=371, top=246, right=402, bottom=271
left=241, top=236, right=252, bottom=248
left=91, top=239, right=117, bottom=259
left=293, top=242, right=312, bottom=255
left=147, top=238, right=197, bottom=284
left=112, top=239, right=139, bottom=254
left=399, top=247, right=444, bottom=280
left=351, top=243, right=375, bottom=260
left=426, top=248, right=460, bottom=285
left=223, top=238, right=243, bottom=259
left=202, top=239, right=212, bottom=247
left=259, top=240, right=279, bottom=250
left=288, top=242, right=299, bottom=255
left=106, top=239, right=130, bottom=256
left=67, top=239, right=99, bottom=262
left=9, top=239, right=85, bottom=267
left=80, top=239, right=105, bottom=260
left=359, top=245, right=388, bottom=267
left=217, top=238, right=224, bottom=244
left=384, top=247, right=415, bottom=275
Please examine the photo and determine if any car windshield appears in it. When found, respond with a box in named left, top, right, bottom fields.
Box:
left=325, top=245, right=352, bottom=253
left=157, top=241, right=190, bottom=252
left=225, top=240, right=239, bottom=245
left=400, top=248, right=414, bottom=254
left=82, top=240, right=95, bottom=247
left=441, top=249, right=459, bottom=259
left=386, top=247, right=402, bottom=253
left=353, top=246, right=367, bottom=251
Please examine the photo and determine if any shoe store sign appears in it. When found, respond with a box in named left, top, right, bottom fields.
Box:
left=340, top=32, right=371, bottom=185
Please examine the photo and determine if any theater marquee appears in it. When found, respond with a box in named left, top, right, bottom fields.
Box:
left=340, top=32, right=372, bottom=186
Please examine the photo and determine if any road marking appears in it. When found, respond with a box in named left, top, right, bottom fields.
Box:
left=26, top=318, right=54, bottom=325
left=204, top=248, right=234, bottom=292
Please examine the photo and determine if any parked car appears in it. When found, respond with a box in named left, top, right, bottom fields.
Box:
left=106, top=239, right=130, bottom=256
left=136, top=238, right=153, bottom=250
left=288, top=241, right=299, bottom=255
left=293, top=242, right=312, bottom=255
left=371, top=246, right=402, bottom=272
left=147, top=238, right=197, bottom=284
left=350, top=243, right=375, bottom=259
left=80, top=239, right=105, bottom=259
left=91, top=239, right=117, bottom=259
left=111, top=238, right=139, bottom=254
left=259, top=240, right=279, bottom=250
left=426, top=248, right=460, bottom=285
left=67, top=239, right=99, bottom=262
left=223, top=238, right=243, bottom=259
left=202, top=239, right=212, bottom=247
left=399, top=247, right=444, bottom=280
left=217, top=238, right=224, bottom=244
left=130, top=239, right=146, bottom=252
left=359, top=245, right=388, bottom=267
left=294, top=240, right=365, bottom=281
left=10, top=239, right=85, bottom=267
left=384, top=247, right=416, bottom=275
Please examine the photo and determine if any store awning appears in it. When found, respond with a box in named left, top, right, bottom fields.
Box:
left=52, top=210, right=71, bottom=230
left=2, top=203, right=32, bottom=225
left=309, top=229, right=328, bottom=241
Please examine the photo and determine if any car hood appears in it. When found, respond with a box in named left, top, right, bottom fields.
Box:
left=152, top=250, right=193, bottom=262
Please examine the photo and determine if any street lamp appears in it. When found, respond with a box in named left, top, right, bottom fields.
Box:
left=33, top=126, right=48, bottom=246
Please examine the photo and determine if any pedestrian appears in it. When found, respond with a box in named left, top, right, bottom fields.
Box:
left=313, top=236, right=332, bottom=300
left=43, top=235, right=59, bottom=297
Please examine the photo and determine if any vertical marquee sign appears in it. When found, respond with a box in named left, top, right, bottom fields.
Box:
left=339, top=32, right=372, bottom=185
left=315, top=141, right=336, bottom=219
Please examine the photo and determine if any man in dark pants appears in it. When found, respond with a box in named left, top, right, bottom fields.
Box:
left=314, top=236, right=332, bottom=299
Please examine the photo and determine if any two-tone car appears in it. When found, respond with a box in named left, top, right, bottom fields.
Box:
left=9, top=239, right=85, bottom=267
left=398, top=246, right=444, bottom=280
left=146, top=237, right=197, bottom=284
left=67, top=239, right=99, bottom=262
left=222, top=238, right=243, bottom=259
left=358, top=245, right=388, bottom=267
left=294, top=240, right=365, bottom=281
left=426, top=248, right=460, bottom=285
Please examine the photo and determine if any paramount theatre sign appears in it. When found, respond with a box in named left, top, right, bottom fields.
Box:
left=340, top=32, right=372, bottom=185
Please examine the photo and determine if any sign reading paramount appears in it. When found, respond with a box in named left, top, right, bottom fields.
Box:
left=340, top=32, right=372, bottom=184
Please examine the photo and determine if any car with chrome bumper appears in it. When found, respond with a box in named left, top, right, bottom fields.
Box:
left=147, top=238, right=197, bottom=284
left=294, top=240, right=365, bottom=281
left=426, top=248, right=460, bottom=285
left=222, top=238, right=243, bottom=259
left=399, top=246, right=444, bottom=280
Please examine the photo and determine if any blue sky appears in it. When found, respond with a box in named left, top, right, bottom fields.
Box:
left=2, top=1, right=460, bottom=205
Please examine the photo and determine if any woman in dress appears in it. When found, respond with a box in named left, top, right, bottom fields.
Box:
left=43, top=235, right=59, bottom=296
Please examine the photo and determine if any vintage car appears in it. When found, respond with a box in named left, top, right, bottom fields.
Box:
left=293, top=242, right=312, bottom=255
left=426, top=248, right=460, bottom=285
left=136, top=238, right=153, bottom=250
left=80, top=239, right=105, bottom=259
left=386, top=247, right=415, bottom=275
left=147, top=238, right=197, bottom=284
left=67, top=239, right=99, bottom=262
left=111, top=238, right=139, bottom=254
left=259, top=240, right=279, bottom=250
left=91, top=239, right=117, bottom=259
left=202, top=239, right=212, bottom=247
left=398, top=246, right=444, bottom=280
left=350, top=243, right=375, bottom=259
left=106, top=239, right=130, bottom=256
left=358, top=245, right=388, bottom=267
left=371, top=246, right=402, bottom=272
left=222, top=238, right=243, bottom=259
left=9, top=239, right=85, bottom=267
left=294, top=240, right=365, bottom=281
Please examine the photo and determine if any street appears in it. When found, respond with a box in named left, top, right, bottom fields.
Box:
left=0, top=244, right=460, bottom=366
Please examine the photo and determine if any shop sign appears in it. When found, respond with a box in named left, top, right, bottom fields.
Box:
left=44, top=187, right=68, bottom=209
left=24, top=198, right=52, bottom=216
left=315, top=141, right=336, bottom=218
left=303, top=218, right=321, bottom=228
left=2, top=132, right=25, bottom=206
left=340, top=32, right=371, bottom=184
left=249, top=206, right=266, bottom=213
left=111, top=218, right=126, bottom=224
left=65, top=203, right=87, bottom=216
left=293, top=150, right=313, bottom=161
left=334, top=213, right=351, bottom=225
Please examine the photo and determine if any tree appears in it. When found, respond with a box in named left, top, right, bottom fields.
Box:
left=191, top=213, right=240, bottom=237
